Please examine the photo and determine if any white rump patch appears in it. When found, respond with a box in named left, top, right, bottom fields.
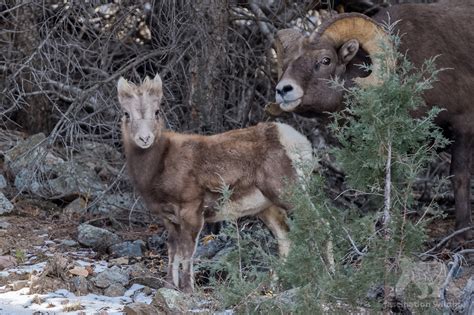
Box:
left=211, top=189, right=272, bottom=222
left=275, top=123, right=314, bottom=180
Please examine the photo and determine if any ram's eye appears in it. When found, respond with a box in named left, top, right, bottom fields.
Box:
left=321, top=57, right=331, bottom=65
left=155, top=110, right=160, bottom=119
left=123, top=112, right=130, bottom=119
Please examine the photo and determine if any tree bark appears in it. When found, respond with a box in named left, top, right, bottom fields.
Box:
left=188, top=0, right=229, bottom=133
left=4, top=1, right=55, bottom=133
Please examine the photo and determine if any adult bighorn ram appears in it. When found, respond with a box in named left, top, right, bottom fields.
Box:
left=117, top=74, right=312, bottom=292
left=273, top=2, right=474, bottom=239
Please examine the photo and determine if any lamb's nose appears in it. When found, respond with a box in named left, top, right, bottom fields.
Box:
left=276, top=85, right=294, bottom=96
left=139, top=135, right=150, bottom=143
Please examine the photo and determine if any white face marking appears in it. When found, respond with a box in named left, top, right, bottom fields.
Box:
left=275, top=78, right=304, bottom=111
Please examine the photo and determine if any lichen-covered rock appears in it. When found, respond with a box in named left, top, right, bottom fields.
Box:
left=3, top=133, right=54, bottom=177
left=5, top=133, right=106, bottom=199
left=77, top=224, right=121, bottom=250
left=152, top=288, right=195, bottom=313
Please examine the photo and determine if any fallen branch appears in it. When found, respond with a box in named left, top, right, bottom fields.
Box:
left=439, top=248, right=474, bottom=313
left=439, top=253, right=461, bottom=313
left=421, top=226, right=474, bottom=256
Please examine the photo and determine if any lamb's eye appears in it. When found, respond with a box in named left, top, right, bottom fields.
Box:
left=155, top=110, right=160, bottom=119
left=321, top=57, right=331, bottom=65
left=123, top=112, right=130, bottom=119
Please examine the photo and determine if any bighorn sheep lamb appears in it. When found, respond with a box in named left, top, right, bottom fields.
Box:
left=117, top=74, right=312, bottom=292
left=273, top=2, right=474, bottom=239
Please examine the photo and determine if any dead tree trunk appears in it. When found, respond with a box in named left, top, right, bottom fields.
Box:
left=188, top=0, right=229, bottom=133
left=4, top=1, right=55, bottom=133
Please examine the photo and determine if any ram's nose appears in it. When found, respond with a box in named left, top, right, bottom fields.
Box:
left=276, top=84, right=294, bottom=97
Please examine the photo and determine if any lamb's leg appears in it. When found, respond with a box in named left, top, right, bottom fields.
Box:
left=258, top=205, right=290, bottom=257
left=163, top=219, right=181, bottom=289
left=450, top=133, right=473, bottom=241
left=178, top=201, right=204, bottom=293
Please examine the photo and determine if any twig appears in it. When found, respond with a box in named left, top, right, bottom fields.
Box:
left=342, top=226, right=366, bottom=256
left=248, top=0, right=275, bottom=43
left=421, top=226, right=474, bottom=256
left=383, top=139, right=392, bottom=312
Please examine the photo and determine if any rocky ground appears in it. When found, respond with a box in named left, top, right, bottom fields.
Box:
left=0, top=130, right=473, bottom=314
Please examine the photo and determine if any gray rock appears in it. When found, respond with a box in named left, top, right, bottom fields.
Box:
left=45, top=161, right=105, bottom=199
left=152, top=288, right=195, bottom=314
left=123, top=302, right=160, bottom=315
left=60, top=239, right=78, bottom=247
left=77, top=224, right=121, bottom=250
left=195, top=236, right=228, bottom=259
left=109, top=240, right=145, bottom=257
left=0, top=192, right=14, bottom=215
left=103, top=282, right=126, bottom=297
left=0, top=221, right=11, bottom=229
left=70, top=276, right=92, bottom=296
left=5, top=133, right=105, bottom=199
left=64, top=197, right=87, bottom=215
left=0, top=175, right=7, bottom=189
left=94, top=192, right=145, bottom=216
left=128, top=263, right=164, bottom=289
left=93, top=265, right=129, bottom=288
left=4, top=133, right=52, bottom=177
left=14, top=169, right=41, bottom=194
left=147, top=234, right=166, bottom=251
left=247, top=288, right=299, bottom=313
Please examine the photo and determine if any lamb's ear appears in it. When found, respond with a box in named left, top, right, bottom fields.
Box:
left=143, top=73, right=163, bottom=97
left=117, top=77, right=133, bottom=99
left=153, top=73, right=162, bottom=88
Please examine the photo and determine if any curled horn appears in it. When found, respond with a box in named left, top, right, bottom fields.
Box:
left=311, top=13, right=394, bottom=86
left=275, top=28, right=304, bottom=79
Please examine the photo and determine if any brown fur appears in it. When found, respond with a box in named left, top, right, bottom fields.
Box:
left=117, top=74, right=312, bottom=292
left=274, top=2, right=474, bottom=238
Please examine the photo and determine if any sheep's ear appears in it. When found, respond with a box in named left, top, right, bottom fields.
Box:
left=153, top=73, right=162, bottom=88
left=144, top=73, right=163, bottom=97
left=117, top=77, right=133, bottom=99
left=339, top=39, right=359, bottom=64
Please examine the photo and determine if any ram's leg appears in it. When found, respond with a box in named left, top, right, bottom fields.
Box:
left=259, top=205, right=290, bottom=257
left=178, top=201, right=204, bottom=293
left=450, top=133, right=473, bottom=240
